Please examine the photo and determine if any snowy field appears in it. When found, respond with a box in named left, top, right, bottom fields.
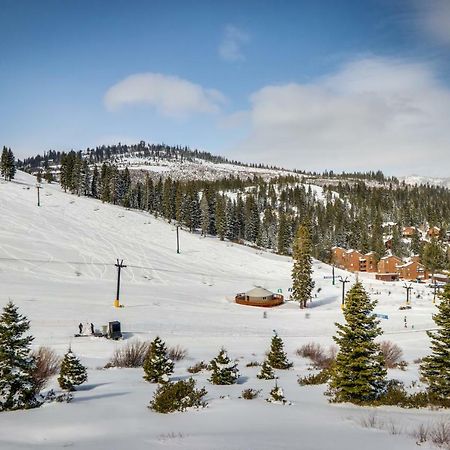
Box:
left=0, top=172, right=448, bottom=449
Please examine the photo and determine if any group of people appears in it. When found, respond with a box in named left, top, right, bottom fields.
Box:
left=78, top=322, right=95, bottom=335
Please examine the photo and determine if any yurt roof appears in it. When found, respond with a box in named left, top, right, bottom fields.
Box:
left=245, top=287, right=274, bottom=297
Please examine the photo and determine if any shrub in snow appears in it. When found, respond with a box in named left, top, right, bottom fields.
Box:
left=241, top=388, right=261, bottom=400
left=208, top=348, right=239, bottom=385
left=420, top=284, right=450, bottom=401
left=167, top=345, right=188, bottom=361
left=40, top=389, right=73, bottom=404
left=296, top=342, right=337, bottom=370
left=143, top=336, right=174, bottom=383
left=31, top=346, right=61, bottom=391
left=187, top=361, right=208, bottom=374
left=298, top=368, right=332, bottom=386
left=149, top=378, right=207, bottom=413
left=58, top=349, right=87, bottom=391
left=0, top=301, right=40, bottom=411
left=327, top=282, right=387, bottom=404
left=106, top=340, right=150, bottom=368
left=257, top=360, right=276, bottom=380
left=266, top=383, right=290, bottom=405
left=266, top=333, right=293, bottom=370
left=379, top=340, right=404, bottom=369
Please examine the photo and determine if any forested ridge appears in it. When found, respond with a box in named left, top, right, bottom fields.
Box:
left=15, top=144, right=450, bottom=269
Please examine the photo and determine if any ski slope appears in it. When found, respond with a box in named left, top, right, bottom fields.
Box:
left=0, top=172, right=447, bottom=450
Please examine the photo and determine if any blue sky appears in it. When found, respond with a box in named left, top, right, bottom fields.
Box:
left=1, top=0, right=450, bottom=176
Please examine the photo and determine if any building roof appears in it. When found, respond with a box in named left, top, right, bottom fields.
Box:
left=245, top=287, right=274, bottom=298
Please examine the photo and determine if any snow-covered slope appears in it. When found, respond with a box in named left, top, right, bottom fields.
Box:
left=400, top=175, right=450, bottom=189
left=114, top=155, right=295, bottom=181
left=0, top=172, right=447, bottom=449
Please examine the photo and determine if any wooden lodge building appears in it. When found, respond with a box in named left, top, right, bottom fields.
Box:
left=332, top=246, right=429, bottom=282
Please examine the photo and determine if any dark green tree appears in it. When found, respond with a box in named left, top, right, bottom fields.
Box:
left=257, top=359, right=276, bottom=380
left=266, top=333, right=293, bottom=369
left=422, top=238, right=445, bottom=280
left=420, top=285, right=450, bottom=400
left=328, top=282, right=387, bottom=404
left=208, top=348, right=239, bottom=385
left=143, top=336, right=174, bottom=383
left=291, top=223, right=315, bottom=308
left=0, top=301, right=38, bottom=411
left=57, top=349, right=87, bottom=391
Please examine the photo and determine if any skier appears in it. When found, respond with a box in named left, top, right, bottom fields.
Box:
left=90, top=323, right=94, bottom=334
left=78, top=323, right=83, bottom=334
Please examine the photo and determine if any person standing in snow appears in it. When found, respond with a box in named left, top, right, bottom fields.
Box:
left=78, top=323, right=83, bottom=334
left=90, top=323, right=94, bottom=334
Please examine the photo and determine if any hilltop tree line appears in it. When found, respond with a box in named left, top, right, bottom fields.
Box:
left=18, top=142, right=284, bottom=173
left=53, top=151, right=450, bottom=271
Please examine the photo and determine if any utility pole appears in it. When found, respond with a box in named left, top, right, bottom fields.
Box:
left=403, top=283, right=413, bottom=305
left=36, top=184, right=42, bottom=207
left=338, top=276, right=349, bottom=309
left=114, top=259, right=127, bottom=308
left=332, top=264, right=335, bottom=285
left=176, top=225, right=180, bottom=254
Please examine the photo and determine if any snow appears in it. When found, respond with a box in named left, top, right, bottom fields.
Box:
left=0, top=172, right=448, bottom=449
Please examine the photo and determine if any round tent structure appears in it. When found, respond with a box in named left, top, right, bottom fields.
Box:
left=235, top=287, right=284, bottom=307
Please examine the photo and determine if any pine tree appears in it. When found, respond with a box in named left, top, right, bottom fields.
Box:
left=328, top=282, right=387, bottom=404
left=143, top=336, right=174, bottom=383
left=0, top=147, right=7, bottom=180
left=291, top=223, right=315, bottom=308
left=420, top=285, right=450, bottom=400
left=422, top=238, right=445, bottom=280
left=58, top=349, right=87, bottom=391
left=257, top=359, right=276, bottom=380
left=266, top=333, right=293, bottom=369
left=266, top=382, right=289, bottom=405
left=208, top=348, right=239, bottom=385
left=0, top=301, right=38, bottom=411
left=7, top=149, right=16, bottom=180
left=44, top=167, right=54, bottom=184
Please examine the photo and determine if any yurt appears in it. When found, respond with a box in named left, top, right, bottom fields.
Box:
left=235, top=287, right=284, bottom=307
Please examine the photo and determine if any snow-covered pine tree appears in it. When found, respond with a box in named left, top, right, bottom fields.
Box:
left=208, top=348, right=239, bottom=385
left=0, top=301, right=39, bottom=411
left=58, top=349, right=87, bottom=391
left=143, top=336, right=174, bottom=383
left=328, top=282, right=387, bottom=404
left=266, top=333, right=293, bottom=370
left=420, top=284, right=450, bottom=400
left=266, top=382, right=289, bottom=405
left=291, top=223, right=315, bottom=308
left=257, top=359, right=276, bottom=380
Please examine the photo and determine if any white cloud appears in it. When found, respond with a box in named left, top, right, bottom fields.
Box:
left=104, top=73, right=226, bottom=117
left=229, top=57, right=450, bottom=176
left=417, top=0, right=450, bottom=45
left=219, top=25, right=249, bottom=62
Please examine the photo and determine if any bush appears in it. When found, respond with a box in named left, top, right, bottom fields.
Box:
left=187, top=361, right=207, bottom=374
left=241, top=388, right=261, bottom=400
left=105, top=340, right=150, bottom=368
left=149, top=378, right=207, bottom=413
left=379, top=341, right=404, bottom=369
left=298, top=368, right=332, bottom=386
left=167, top=345, right=188, bottom=361
left=31, top=347, right=61, bottom=392
left=296, top=342, right=336, bottom=369
left=246, top=361, right=260, bottom=367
